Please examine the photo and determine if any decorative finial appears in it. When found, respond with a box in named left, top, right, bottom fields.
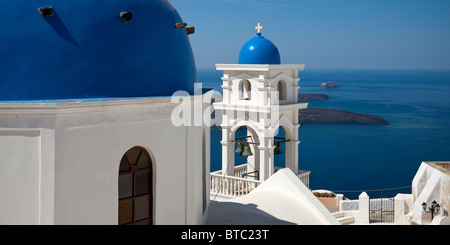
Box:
left=255, top=22, right=263, bottom=35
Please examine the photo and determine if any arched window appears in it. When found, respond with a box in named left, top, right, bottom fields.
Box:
left=277, top=80, right=287, bottom=101
left=118, top=146, right=153, bottom=225
left=239, top=80, right=251, bottom=100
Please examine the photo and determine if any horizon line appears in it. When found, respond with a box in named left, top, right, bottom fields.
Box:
left=196, top=67, right=450, bottom=71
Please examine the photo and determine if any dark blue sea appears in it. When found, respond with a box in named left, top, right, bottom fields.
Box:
left=198, top=68, right=450, bottom=199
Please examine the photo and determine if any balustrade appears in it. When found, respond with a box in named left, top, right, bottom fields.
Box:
left=211, top=165, right=310, bottom=197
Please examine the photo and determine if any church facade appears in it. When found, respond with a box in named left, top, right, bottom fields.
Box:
left=0, top=1, right=209, bottom=225
left=0, top=98, right=210, bottom=225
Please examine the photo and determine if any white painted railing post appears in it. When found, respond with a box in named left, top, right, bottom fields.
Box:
left=356, top=192, right=370, bottom=224
left=394, top=194, right=406, bottom=224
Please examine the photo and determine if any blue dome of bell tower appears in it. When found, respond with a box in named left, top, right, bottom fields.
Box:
left=238, top=23, right=281, bottom=65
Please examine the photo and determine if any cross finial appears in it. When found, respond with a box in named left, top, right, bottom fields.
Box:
left=255, top=22, right=263, bottom=34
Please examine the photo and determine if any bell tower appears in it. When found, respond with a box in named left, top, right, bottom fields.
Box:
left=213, top=23, right=308, bottom=181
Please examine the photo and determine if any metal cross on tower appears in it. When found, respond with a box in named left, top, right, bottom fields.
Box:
left=255, top=22, right=263, bottom=33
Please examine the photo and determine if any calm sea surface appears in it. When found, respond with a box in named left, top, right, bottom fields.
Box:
left=199, top=68, right=450, bottom=199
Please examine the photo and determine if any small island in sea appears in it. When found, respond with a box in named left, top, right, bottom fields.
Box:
left=207, top=92, right=389, bottom=126
left=297, top=93, right=329, bottom=102
left=298, top=93, right=389, bottom=125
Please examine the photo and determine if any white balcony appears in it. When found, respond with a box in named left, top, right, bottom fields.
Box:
left=210, top=164, right=310, bottom=198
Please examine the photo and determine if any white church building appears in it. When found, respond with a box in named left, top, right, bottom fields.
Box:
left=0, top=0, right=333, bottom=223
left=0, top=1, right=210, bottom=225
left=2, top=1, right=447, bottom=226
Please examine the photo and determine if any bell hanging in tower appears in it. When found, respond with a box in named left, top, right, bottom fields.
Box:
left=235, top=140, right=245, bottom=153
left=242, top=144, right=253, bottom=156
left=274, top=143, right=283, bottom=155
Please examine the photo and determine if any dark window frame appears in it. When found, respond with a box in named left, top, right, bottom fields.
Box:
left=118, top=146, right=153, bottom=225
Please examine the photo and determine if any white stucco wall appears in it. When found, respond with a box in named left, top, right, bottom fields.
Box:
left=0, top=96, right=210, bottom=225
left=412, top=161, right=450, bottom=225
left=0, top=130, right=40, bottom=224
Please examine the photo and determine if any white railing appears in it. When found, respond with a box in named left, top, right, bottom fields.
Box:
left=297, top=170, right=311, bottom=189
left=210, top=172, right=262, bottom=197
left=211, top=165, right=311, bottom=198
left=233, top=164, right=248, bottom=178
left=274, top=167, right=310, bottom=189
left=211, top=163, right=248, bottom=178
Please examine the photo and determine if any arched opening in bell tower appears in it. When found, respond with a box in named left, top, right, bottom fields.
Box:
left=233, top=125, right=260, bottom=180
left=274, top=126, right=287, bottom=171
left=238, top=79, right=252, bottom=100
left=277, top=80, right=287, bottom=101
left=274, top=124, right=297, bottom=175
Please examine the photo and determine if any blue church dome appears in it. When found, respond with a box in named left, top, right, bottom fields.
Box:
left=238, top=32, right=281, bottom=65
left=0, top=0, right=196, bottom=101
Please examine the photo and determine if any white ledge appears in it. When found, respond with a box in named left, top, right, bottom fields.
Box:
left=213, top=102, right=308, bottom=113
left=216, top=64, right=305, bottom=71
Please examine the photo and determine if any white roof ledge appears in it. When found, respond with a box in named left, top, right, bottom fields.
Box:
left=215, top=64, right=305, bottom=71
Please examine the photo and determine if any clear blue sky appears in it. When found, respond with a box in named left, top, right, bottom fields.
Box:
left=170, top=0, right=450, bottom=70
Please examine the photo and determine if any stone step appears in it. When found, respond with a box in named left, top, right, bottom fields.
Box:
left=337, top=216, right=355, bottom=225
left=333, top=212, right=344, bottom=218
